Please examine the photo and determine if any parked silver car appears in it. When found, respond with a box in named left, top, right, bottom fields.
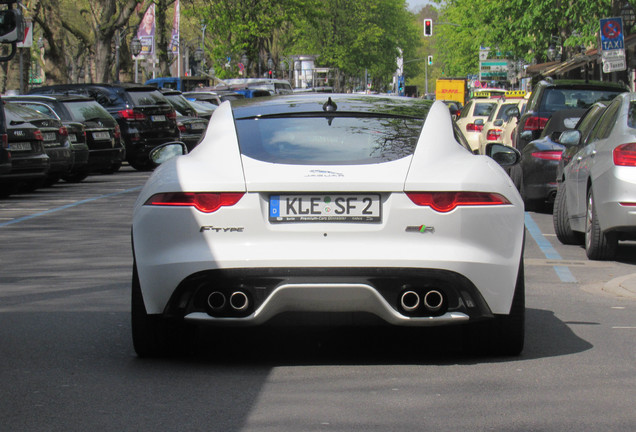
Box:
left=554, top=92, right=636, bottom=260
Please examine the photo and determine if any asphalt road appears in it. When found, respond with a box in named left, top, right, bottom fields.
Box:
left=1, top=166, right=635, bottom=431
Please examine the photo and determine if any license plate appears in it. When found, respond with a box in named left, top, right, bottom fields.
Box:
left=92, top=131, right=111, bottom=140
left=9, top=142, right=31, bottom=151
left=69, top=134, right=77, bottom=142
left=269, top=194, right=381, bottom=223
left=191, top=123, right=206, bottom=130
left=151, top=115, right=166, bottom=122
left=43, top=132, right=56, bottom=141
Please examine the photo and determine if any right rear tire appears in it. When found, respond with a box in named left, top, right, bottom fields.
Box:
left=553, top=182, right=582, bottom=245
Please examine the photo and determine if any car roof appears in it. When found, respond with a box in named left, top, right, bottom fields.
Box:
left=230, top=93, right=434, bottom=120
left=539, top=79, right=627, bottom=91
left=5, top=94, right=94, bottom=103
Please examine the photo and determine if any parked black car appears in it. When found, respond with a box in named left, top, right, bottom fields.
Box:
left=5, top=102, right=71, bottom=186
left=510, top=79, right=626, bottom=152
left=6, top=94, right=124, bottom=178
left=510, top=108, right=586, bottom=211
left=29, top=83, right=180, bottom=170
left=0, top=102, right=50, bottom=195
left=159, top=89, right=209, bottom=151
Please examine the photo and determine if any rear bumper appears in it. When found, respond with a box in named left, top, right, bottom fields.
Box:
left=163, top=267, right=491, bottom=327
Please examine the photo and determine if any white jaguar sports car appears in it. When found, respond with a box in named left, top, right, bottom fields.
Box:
left=131, top=94, right=526, bottom=357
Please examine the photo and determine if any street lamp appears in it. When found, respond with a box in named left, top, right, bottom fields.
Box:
left=130, top=35, right=142, bottom=83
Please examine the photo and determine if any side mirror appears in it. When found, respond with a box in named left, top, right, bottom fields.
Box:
left=474, top=118, right=484, bottom=126
left=485, top=143, right=521, bottom=167
left=505, top=106, right=520, bottom=119
left=520, top=130, right=534, bottom=142
left=559, top=129, right=581, bottom=147
left=0, top=8, right=25, bottom=43
left=149, top=141, right=187, bottom=165
left=494, top=119, right=504, bottom=127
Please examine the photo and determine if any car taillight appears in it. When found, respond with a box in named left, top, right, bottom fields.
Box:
left=177, top=122, right=186, bottom=133
left=166, top=110, right=177, bottom=120
left=114, top=124, right=121, bottom=139
left=486, top=129, right=502, bottom=141
left=119, top=109, right=146, bottom=120
left=33, top=129, right=44, bottom=141
left=523, top=116, right=548, bottom=131
left=406, top=192, right=511, bottom=213
left=144, top=192, right=245, bottom=213
left=466, top=123, right=484, bottom=132
left=1, top=133, right=7, bottom=149
left=59, top=126, right=68, bottom=136
left=531, top=150, right=562, bottom=161
left=613, top=142, right=636, bottom=166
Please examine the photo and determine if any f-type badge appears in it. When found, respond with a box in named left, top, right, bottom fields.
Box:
left=405, top=225, right=435, bottom=233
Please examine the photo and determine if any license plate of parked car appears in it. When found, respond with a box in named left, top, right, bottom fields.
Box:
left=42, top=132, right=56, bottom=141
left=151, top=115, right=166, bottom=122
left=269, top=194, right=381, bottom=222
left=9, top=142, right=31, bottom=151
left=92, top=131, right=111, bottom=140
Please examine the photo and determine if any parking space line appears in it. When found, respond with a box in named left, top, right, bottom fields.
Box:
left=0, top=187, right=142, bottom=228
left=525, top=212, right=577, bottom=283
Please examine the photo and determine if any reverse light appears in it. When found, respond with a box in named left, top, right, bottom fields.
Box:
left=118, top=109, right=146, bottom=120
left=406, top=192, right=511, bottom=213
left=145, top=192, right=245, bottom=213
left=531, top=150, right=562, bottom=161
left=613, top=142, right=636, bottom=166
left=523, top=116, right=548, bottom=131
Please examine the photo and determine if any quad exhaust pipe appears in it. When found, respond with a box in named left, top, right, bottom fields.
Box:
left=399, top=289, right=445, bottom=315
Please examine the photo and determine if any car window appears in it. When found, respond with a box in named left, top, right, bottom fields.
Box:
left=64, top=101, right=114, bottom=123
left=15, top=102, right=59, bottom=119
left=458, top=101, right=472, bottom=119
left=540, top=88, right=622, bottom=112
left=164, top=94, right=196, bottom=116
left=5, top=103, right=51, bottom=121
left=496, top=103, right=518, bottom=121
left=627, top=101, right=636, bottom=129
left=576, top=105, right=606, bottom=142
left=588, top=100, right=621, bottom=143
left=127, top=90, right=171, bottom=106
left=236, top=115, right=425, bottom=165
left=453, top=123, right=472, bottom=151
left=473, top=102, right=495, bottom=117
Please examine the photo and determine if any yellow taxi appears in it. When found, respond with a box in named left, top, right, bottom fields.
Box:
left=455, top=90, right=502, bottom=153
left=476, top=90, right=527, bottom=154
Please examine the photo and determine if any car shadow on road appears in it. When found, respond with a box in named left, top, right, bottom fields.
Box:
left=165, top=307, right=592, bottom=366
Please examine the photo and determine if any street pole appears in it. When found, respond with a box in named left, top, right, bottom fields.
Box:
left=425, top=60, right=428, bottom=95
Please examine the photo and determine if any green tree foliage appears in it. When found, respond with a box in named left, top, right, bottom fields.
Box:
left=434, top=0, right=615, bottom=77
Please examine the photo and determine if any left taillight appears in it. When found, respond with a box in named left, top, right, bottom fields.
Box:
left=406, top=192, right=511, bottom=213
left=614, top=142, right=636, bottom=166
left=144, top=192, right=244, bottom=213
left=486, top=128, right=502, bottom=141
left=59, top=126, right=68, bottom=137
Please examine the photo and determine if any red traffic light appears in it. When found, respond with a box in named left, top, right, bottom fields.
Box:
left=424, top=19, right=433, bottom=37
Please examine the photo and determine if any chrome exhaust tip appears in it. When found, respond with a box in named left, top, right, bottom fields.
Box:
left=423, top=290, right=444, bottom=313
left=229, top=291, right=250, bottom=311
left=400, top=290, right=420, bottom=312
left=207, top=291, right=227, bottom=311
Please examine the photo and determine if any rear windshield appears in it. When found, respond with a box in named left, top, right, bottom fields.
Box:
left=64, top=101, right=114, bottom=123
left=540, top=88, right=622, bottom=113
left=127, top=90, right=171, bottom=106
left=5, top=103, right=50, bottom=122
left=165, top=95, right=196, bottom=116
left=236, top=115, right=424, bottom=165
left=473, top=102, right=495, bottom=117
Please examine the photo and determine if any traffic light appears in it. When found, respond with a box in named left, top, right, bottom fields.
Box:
left=428, top=55, right=433, bottom=66
left=423, top=18, right=433, bottom=37
left=0, top=7, right=25, bottom=44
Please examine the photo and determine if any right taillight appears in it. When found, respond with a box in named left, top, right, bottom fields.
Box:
left=523, top=116, right=549, bottom=131
left=614, top=143, right=636, bottom=166
left=1, top=133, right=7, bottom=149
